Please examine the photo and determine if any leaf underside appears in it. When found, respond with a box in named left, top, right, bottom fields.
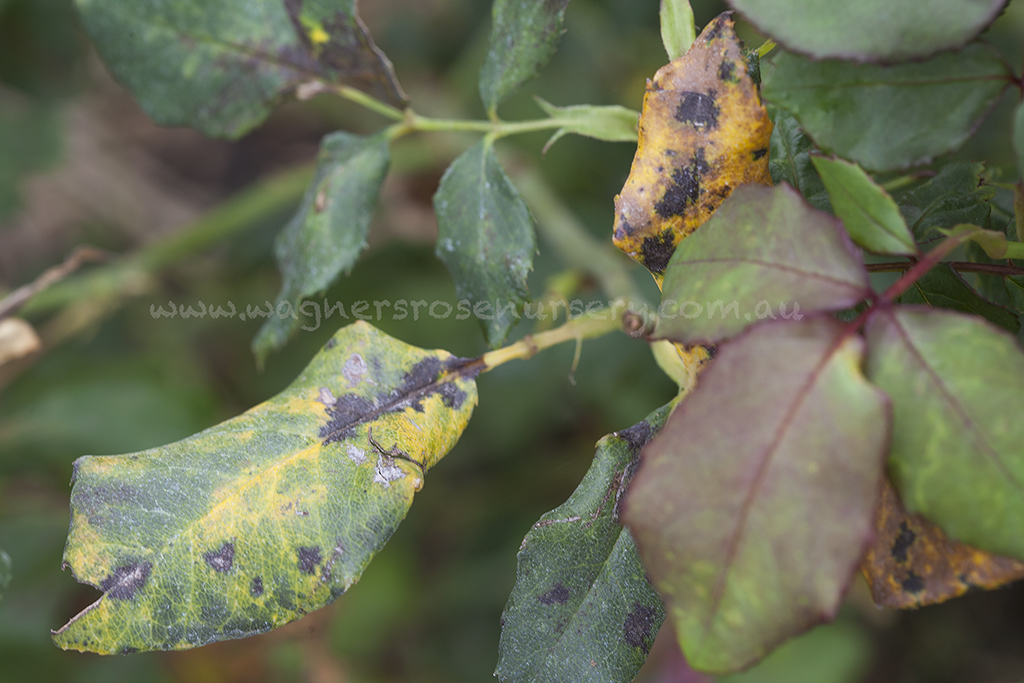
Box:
left=496, top=404, right=671, bottom=682
left=55, top=321, right=478, bottom=654
left=626, top=316, right=889, bottom=673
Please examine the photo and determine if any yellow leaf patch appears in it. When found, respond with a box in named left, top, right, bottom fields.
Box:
left=613, top=12, right=773, bottom=284
left=54, top=321, right=479, bottom=654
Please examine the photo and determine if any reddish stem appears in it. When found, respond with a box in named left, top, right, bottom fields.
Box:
left=880, top=234, right=972, bottom=304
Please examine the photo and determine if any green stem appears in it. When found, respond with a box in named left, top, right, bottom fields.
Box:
left=22, top=164, right=315, bottom=315
left=333, top=84, right=405, bottom=121
left=512, top=168, right=647, bottom=305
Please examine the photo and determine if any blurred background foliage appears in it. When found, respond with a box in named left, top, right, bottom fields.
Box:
left=1, top=0, right=1023, bottom=681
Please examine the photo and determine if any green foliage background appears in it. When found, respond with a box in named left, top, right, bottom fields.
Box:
left=2, top=0, right=1024, bottom=681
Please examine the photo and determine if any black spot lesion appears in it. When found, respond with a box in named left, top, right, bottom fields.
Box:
left=640, top=230, right=677, bottom=275
left=203, top=541, right=235, bottom=573
left=718, top=60, right=736, bottom=82
left=752, top=148, right=768, bottom=160
left=674, top=92, right=719, bottom=130
left=891, top=522, right=916, bottom=563
left=901, top=571, right=925, bottom=594
left=297, top=546, right=323, bottom=575
left=623, top=603, right=658, bottom=652
left=539, top=583, right=570, bottom=605
left=100, top=561, right=153, bottom=601
left=251, top=576, right=264, bottom=597
left=617, top=421, right=653, bottom=455
left=654, top=148, right=709, bottom=221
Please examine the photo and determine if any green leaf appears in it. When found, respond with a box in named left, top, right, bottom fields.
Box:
left=812, top=156, right=916, bottom=256
left=433, top=140, right=536, bottom=348
left=718, top=619, right=873, bottom=683
left=75, top=0, right=406, bottom=139
left=535, top=98, right=638, bottom=153
left=479, top=0, right=571, bottom=112
left=253, top=132, right=390, bottom=361
left=945, top=225, right=1024, bottom=261
left=625, top=317, right=889, bottom=673
left=768, top=109, right=831, bottom=212
left=763, top=45, right=1011, bottom=172
left=1004, top=275, right=1024, bottom=316
left=864, top=307, right=1024, bottom=560
left=726, top=0, right=1007, bottom=62
left=1013, top=100, right=1024, bottom=180
left=891, top=163, right=993, bottom=241
left=53, top=321, right=479, bottom=654
left=898, top=263, right=1019, bottom=334
left=660, top=0, right=695, bottom=61
left=657, top=184, right=870, bottom=345
left=0, top=91, right=61, bottom=222
left=496, top=404, right=670, bottom=682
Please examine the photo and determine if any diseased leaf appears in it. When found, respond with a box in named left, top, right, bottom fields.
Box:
left=613, top=13, right=773, bottom=283
left=75, top=0, right=407, bottom=139
left=660, top=0, right=695, bottom=61
left=496, top=404, right=670, bottom=683
left=864, top=307, right=1024, bottom=560
left=861, top=478, right=1024, bottom=609
left=433, top=140, right=535, bottom=348
left=768, top=109, right=830, bottom=212
left=898, top=263, right=1019, bottom=334
left=253, top=132, right=390, bottom=361
left=719, top=619, right=873, bottom=683
left=626, top=317, right=890, bottom=673
left=657, top=184, right=870, bottom=345
left=727, top=0, right=1007, bottom=62
left=811, top=157, right=916, bottom=256
left=479, top=0, right=571, bottom=112
left=891, top=163, right=993, bottom=242
left=763, top=45, right=1012, bottom=172
left=54, top=321, right=479, bottom=654
left=535, top=98, right=638, bottom=152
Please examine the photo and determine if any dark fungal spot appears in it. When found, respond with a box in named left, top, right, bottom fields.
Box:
left=121, top=646, right=138, bottom=655
left=320, top=394, right=376, bottom=445
left=324, top=337, right=337, bottom=350
left=251, top=576, right=264, bottom=597
left=718, top=60, right=735, bottom=82
left=655, top=168, right=699, bottom=218
left=752, top=148, right=768, bottom=160
left=640, top=230, right=677, bottom=275
left=203, top=542, right=235, bottom=573
left=901, top=571, right=925, bottom=594
left=674, top=92, right=719, bottom=130
left=539, top=583, right=570, bottom=605
left=297, top=546, right=322, bottom=574
left=706, top=345, right=717, bottom=359
left=891, top=522, right=916, bottom=563
left=100, top=561, right=153, bottom=600
left=623, top=603, right=658, bottom=652
left=617, top=421, right=654, bottom=454
left=703, top=14, right=728, bottom=43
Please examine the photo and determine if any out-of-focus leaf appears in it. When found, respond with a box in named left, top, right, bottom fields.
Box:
left=764, top=45, right=1012, bottom=172
left=1005, top=275, right=1024, bottom=316
left=75, top=0, right=406, bottom=139
left=811, top=157, right=916, bottom=256
left=626, top=317, right=889, bottom=673
left=433, top=140, right=535, bottom=348
left=726, top=0, right=1006, bottom=62
left=479, top=0, right=571, bottom=112
left=253, top=132, right=390, bottom=361
left=53, top=322, right=479, bottom=653
left=861, top=478, right=1024, bottom=609
left=899, top=263, right=1019, bottom=334
left=718, top=619, right=872, bottom=683
left=535, top=98, right=638, bottom=152
left=0, top=318, right=40, bottom=367
left=0, top=550, right=10, bottom=600
left=614, top=13, right=773, bottom=283
left=496, top=404, right=670, bottom=682
left=768, top=110, right=830, bottom=212
left=891, top=163, right=993, bottom=241
left=948, top=224, right=1024, bottom=261
left=0, top=90, right=61, bottom=222
left=657, top=184, right=869, bottom=345
left=660, top=0, right=695, bottom=61
left=864, top=307, right=1024, bottom=560
left=1013, top=100, right=1024, bottom=180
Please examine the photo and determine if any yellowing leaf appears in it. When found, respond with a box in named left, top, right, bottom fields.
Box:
left=861, top=477, right=1024, bottom=609
left=613, top=12, right=773, bottom=283
left=53, top=321, right=479, bottom=654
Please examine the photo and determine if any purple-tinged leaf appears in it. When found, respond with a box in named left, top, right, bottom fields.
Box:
left=625, top=316, right=889, bottom=674
left=657, top=184, right=870, bottom=345
left=864, top=307, right=1024, bottom=560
